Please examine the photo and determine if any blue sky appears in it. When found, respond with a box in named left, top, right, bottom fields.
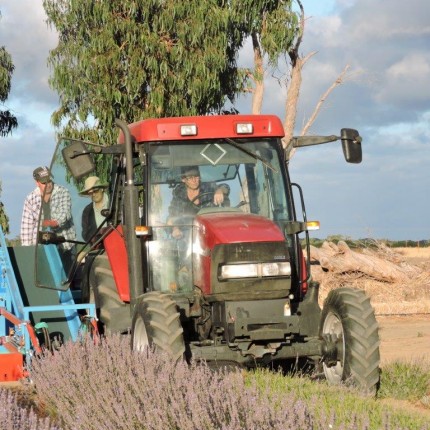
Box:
left=0, top=0, right=429, bottom=241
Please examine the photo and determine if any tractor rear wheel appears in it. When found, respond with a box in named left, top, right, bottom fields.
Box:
left=89, top=254, right=131, bottom=333
left=131, top=292, right=185, bottom=361
left=320, top=287, right=380, bottom=395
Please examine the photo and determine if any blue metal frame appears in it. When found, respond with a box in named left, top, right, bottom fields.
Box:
left=0, top=226, right=96, bottom=363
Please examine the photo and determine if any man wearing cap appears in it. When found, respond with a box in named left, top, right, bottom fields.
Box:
left=168, top=166, right=229, bottom=239
left=21, top=166, right=76, bottom=271
left=79, top=176, right=109, bottom=242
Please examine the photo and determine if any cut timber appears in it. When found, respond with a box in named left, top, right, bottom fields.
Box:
left=310, top=241, right=414, bottom=282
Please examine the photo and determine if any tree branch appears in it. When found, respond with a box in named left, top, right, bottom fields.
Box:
left=301, top=64, right=350, bottom=136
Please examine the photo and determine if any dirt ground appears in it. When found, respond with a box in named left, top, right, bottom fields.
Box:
left=315, top=246, right=430, bottom=366
left=373, top=247, right=430, bottom=366
left=377, top=314, right=430, bottom=365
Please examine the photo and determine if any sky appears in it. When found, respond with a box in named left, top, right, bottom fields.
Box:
left=0, top=0, right=429, bottom=241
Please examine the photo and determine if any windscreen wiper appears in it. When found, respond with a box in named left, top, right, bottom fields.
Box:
left=224, top=138, right=277, bottom=172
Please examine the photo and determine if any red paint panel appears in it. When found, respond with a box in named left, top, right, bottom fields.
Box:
left=103, top=226, right=130, bottom=302
left=118, top=115, right=285, bottom=143
left=195, top=212, right=285, bottom=249
left=193, top=213, right=285, bottom=295
left=0, top=343, right=24, bottom=382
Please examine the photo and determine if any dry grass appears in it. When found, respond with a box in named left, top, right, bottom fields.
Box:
left=395, top=247, right=430, bottom=270
left=313, top=245, right=430, bottom=315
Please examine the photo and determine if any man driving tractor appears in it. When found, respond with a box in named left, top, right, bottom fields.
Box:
left=167, top=166, right=229, bottom=239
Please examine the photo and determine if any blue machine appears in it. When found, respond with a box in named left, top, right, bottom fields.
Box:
left=0, top=226, right=96, bottom=381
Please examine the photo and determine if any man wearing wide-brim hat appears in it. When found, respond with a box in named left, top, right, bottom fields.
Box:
left=80, top=176, right=109, bottom=242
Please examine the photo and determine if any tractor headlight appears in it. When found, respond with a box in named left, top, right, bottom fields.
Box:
left=219, top=261, right=291, bottom=280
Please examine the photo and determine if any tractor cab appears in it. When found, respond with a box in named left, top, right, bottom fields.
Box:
left=35, top=118, right=300, bottom=300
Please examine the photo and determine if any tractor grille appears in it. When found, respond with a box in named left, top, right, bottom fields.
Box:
left=220, top=241, right=289, bottom=263
left=209, top=241, right=292, bottom=301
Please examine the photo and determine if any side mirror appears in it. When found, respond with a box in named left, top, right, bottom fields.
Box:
left=341, top=128, right=362, bottom=164
left=62, top=141, right=95, bottom=179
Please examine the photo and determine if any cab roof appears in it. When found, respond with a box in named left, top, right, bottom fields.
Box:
left=118, top=114, right=285, bottom=144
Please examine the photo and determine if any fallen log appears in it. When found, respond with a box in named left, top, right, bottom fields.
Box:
left=309, top=241, right=413, bottom=282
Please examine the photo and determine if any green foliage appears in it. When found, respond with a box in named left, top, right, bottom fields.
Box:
left=249, top=367, right=430, bottom=429
left=43, top=1, right=300, bottom=146
left=0, top=11, right=18, bottom=137
left=308, top=237, right=429, bottom=249
left=43, top=0, right=249, bottom=145
left=378, top=360, right=430, bottom=402
left=231, top=0, right=298, bottom=65
left=0, top=47, right=13, bottom=100
left=0, top=181, right=9, bottom=235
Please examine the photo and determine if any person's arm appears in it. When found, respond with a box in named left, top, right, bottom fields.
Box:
left=20, top=194, right=38, bottom=245
left=81, top=204, right=92, bottom=242
left=210, top=183, right=230, bottom=206
left=49, top=186, right=73, bottom=228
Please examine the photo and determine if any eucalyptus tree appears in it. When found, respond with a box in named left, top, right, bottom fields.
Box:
left=230, top=0, right=299, bottom=115
left=0, top=195, right=8, bottom=235
left=43, top=0, right=247, bottom=145
left=0, top=47, right=17, bottom=138
left=0, top=12, right=17, bottom=138
left=0, top=11, right=16, bottom=234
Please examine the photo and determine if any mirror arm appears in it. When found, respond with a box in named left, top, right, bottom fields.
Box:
left=291, top=135, right=339, bottom=148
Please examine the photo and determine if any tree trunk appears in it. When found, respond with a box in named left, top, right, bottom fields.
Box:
left=310, top=241, right=417, bottom=282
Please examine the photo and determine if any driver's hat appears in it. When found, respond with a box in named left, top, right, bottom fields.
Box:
left=181, top=166, right=200, bottom=178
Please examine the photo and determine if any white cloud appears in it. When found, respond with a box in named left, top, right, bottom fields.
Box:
left=1, top=0, right=429, bottom=240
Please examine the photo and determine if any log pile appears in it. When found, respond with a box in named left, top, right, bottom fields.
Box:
left=309, top=241, right=421, bottom=283
left=308, top=241, right=430, bottom=314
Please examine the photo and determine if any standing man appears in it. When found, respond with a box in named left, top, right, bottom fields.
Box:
left=21, top=166, right=76, bottom=272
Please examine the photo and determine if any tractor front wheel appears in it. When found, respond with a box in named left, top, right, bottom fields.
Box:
left=131, top=292, right=185, bottom=361
left=320, top=287, right=380, bottom=395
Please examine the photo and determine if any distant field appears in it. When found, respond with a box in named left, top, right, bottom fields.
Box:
left=395, top=246, right=430, bottom=269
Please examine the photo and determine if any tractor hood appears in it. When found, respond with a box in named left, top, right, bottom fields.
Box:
left=194, top=211, right=285, bottom=248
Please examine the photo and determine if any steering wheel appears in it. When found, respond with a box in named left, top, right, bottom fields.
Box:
left=190, top=191, right=220, bottom=208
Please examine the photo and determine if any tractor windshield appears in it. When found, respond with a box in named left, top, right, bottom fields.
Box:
left=148, top=139, right=289, bottom=223
left=146, top=138, right=292, bottom=293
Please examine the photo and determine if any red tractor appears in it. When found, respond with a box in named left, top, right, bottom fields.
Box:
left=39, top=114, right=380, bottom=394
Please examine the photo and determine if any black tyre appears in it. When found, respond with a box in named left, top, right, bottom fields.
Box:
left=320, top=287, right=380, bottom=395
left=89, top=254, right=131, bottom=333
left=131, top=292, right=185, bottom=361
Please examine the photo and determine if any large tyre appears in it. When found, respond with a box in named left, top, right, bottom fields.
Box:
left=89, top=254, right=131, bottom=333
left=320, top=287, right=380, bottom=395
left=131, top=292, right=185, bottom=361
